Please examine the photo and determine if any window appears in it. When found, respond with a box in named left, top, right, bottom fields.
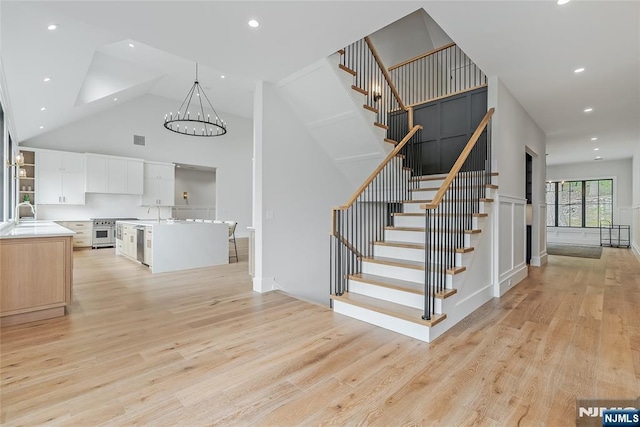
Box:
left=546, top=179, right=613, bottom=228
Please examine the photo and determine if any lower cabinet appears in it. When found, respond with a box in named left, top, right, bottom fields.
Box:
left=56, top=221, right=93, bottom=249
left=144, top=228, right=153, bottom=267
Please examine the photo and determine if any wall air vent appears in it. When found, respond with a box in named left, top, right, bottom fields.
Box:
left=133, top=135, right=146, bottom=146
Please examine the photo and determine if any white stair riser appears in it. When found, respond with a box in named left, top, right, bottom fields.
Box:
left=332, top=300, right=431, bottom=342
left=348, top=281, right=423, bottom=309
left=347, top=281, right=450, bottom=315
left=394, top=215, right=479, bottom=229
left=373, top=245, right=465, bottom=266
left=362, top=261, right=424, bottom=282
left=361, top=261, right=456, bottom=288
left=384, top=229, right=473, bottom=247
left=403, top=201, right=491, bottom=214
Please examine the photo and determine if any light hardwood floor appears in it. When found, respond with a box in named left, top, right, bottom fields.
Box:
left=1, top=242, right=639, bottom=426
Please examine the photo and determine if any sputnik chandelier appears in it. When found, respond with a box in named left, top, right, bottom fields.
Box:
left=163, top=64, right=227, bottom=137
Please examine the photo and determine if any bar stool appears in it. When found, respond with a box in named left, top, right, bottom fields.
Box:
left=224, top=220, right=238, bottom=262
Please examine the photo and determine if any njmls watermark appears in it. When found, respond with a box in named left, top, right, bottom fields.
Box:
left=576, top=398, right=640, bottom=427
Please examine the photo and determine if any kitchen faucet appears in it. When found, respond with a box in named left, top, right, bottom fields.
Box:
left=15, top=201, right=36, bottom=225
left=147, top=205, right=161, bottom=222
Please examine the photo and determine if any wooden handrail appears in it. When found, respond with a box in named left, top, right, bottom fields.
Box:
left=364, top=36, right=406, bottom=111
left=341, top=125, right=422, bottom=209
left=388, top=42, right=457, bottom=71
left=422, top=108, right=495, bottom=210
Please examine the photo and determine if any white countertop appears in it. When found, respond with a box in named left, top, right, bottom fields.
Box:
left=0, top=220, right=76, bottom=239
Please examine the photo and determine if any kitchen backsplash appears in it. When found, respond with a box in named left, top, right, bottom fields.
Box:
left=36, top=193, right=173, bottom=220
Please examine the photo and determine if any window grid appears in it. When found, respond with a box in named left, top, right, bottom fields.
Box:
left=546, top=179, right=613, bottom=228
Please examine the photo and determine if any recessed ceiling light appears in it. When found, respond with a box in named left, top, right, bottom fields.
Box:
left=47, top=24, right=57, bottom=31
left=40, top=107, right=46, bottom=111
left=594, top=156, right=602, bottom=160
left=574, top=67, right=585, bottom=73
left=584, top=108, right=593, bottom=113
left=594, top=148, right=600, bottom=151
left=113, top=98, right=118, bottom=101
left=220, top=75, right=225, bottom=79
left=248, top=19, right=260, bottom=28
left=128, top=43, right=134, bottom=48
left=557, top=0, right=570, bottom=4
left=43, top=77, right=51, bottom=82
left=591, top=137, right=598, bottom=141
left=39, top=126, right=44, bottom=129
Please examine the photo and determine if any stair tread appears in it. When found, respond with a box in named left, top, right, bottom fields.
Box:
left=412, top=184, right=499, bottom=191
left=393, top=212, right=488, bottom=217
left=412, top=172, right=499, bottom=182
left=403, top=198, right=494, bottom=204
left=351, top=85, right=368, bottom=96
left=362, top=256, right=466, bottom=274
left=349, top=273, right=460, bottom=300
left=374, top=122, right=389, bottom=130
left=384, top=138, right=398, bottom=145
left=339, top=64, right=357, bottom=76
left=373, top=241, right=474, bottom=254
left=331, top=292, right=446, bottom=327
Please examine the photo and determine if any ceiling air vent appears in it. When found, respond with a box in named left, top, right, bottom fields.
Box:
left=133, top=135, right=146, bottom=146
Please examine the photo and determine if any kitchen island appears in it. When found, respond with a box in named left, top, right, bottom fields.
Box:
left=116, top=220, right=229, bottom=273
left=0, top=221, right=74, bottom=326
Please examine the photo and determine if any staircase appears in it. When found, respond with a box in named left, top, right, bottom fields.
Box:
left=329, top=35, right=496, bottom=343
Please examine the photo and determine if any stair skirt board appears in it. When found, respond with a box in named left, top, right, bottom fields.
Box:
left=332, top=299, right=435, bottom=342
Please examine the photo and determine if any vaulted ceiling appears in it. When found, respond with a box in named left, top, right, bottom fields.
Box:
left=1, top=1, right=638, bottom=165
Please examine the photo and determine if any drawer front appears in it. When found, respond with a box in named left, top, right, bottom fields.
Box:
left=73, top=237, right=92, bottom=248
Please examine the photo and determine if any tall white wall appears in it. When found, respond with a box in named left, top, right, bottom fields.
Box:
left=546, top=159, right=634, bottom=245
left=253, top=81, right=353, bottom=304
left=488, top=76, right=547, bottom=295
left=633, top=145, right=640, bottom=260
left=20, top=94, right=252, bottom=236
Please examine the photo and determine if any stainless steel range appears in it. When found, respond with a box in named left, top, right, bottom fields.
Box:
left=91, top=218, right=137, bottom=248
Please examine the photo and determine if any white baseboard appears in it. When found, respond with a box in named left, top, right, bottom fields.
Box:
left=497, top=263, right=528, bottom=296
left=632, top=242, right=640, bottom=264
left=531, top=252, right=548, bottom=267
left=253, top=276, right=277, bottom=293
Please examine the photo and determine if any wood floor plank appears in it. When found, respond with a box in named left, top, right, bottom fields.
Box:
left=1, top=241, right=639, bottom=425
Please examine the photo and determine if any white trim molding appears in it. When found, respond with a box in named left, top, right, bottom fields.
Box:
left=496, top=194, right=527, bottom=296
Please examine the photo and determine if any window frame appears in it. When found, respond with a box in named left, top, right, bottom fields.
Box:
left=546, top=178, right=614, bottom=228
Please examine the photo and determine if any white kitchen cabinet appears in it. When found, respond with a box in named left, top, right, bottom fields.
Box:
left=140, top=162, right=175, bottom=206
left=56, top=221, right=93, bottom=248
left=85, top=154, right=143, bottom=194
left=121, top=224, right=137, bottom=259
left=37, top=150, right=85, bottom=205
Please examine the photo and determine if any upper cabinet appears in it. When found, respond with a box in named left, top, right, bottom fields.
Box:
left=140, top=162, right=175, bottom=206
left=85, top=154, right=144, bottom=195
left=37, top=150, right=85, bottom=205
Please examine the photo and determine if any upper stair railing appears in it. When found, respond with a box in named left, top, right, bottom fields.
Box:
left=340, top=36, right=408, bottom=140
left=331, top=125, right=423, bottom=297
left=421, top=108, right=495, bottom=320
left=388, top=43, right=487, bottom=108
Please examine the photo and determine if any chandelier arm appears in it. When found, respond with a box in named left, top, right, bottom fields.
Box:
left=196, top=83, right=207, bottom=125
left=176, top=82, right=197, bottom=119
left=200, top=88, right=223, bottom=125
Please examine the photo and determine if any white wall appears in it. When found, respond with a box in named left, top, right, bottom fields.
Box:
left=488, top=76, right=547, bottom=295
left=546, top=158, right=633, bottom=246
left=633, top=145, right=640, bottom=260
left=174, top=168, right=216, bottom=207
left=20, top=94, right=252, bottom=236
left=253, top=81, right=353, bottom=304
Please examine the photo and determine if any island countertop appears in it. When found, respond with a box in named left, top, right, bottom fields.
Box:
left=0, top=221, right=76, bottom=239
